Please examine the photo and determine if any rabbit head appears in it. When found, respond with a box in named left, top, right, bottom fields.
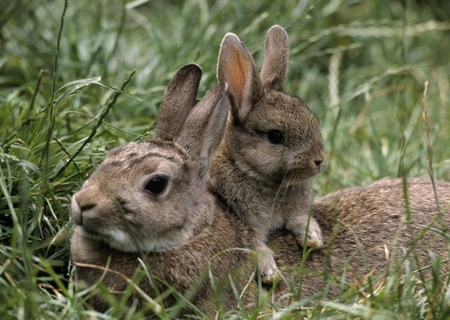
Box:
left=216, top=25, right=324, bottom=186
left=71, top=64, right=230, bottom=253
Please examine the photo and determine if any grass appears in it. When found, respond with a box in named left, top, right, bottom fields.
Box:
left=1, top=0, right=449, bottom=318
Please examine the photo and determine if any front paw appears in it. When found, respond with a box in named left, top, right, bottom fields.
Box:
left=297, top=219, right=323, bottom=249
left=256, top=246, right=280, bottom=285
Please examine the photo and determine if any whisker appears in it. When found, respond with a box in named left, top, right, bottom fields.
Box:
left=270, top=171, right=290, bottom=222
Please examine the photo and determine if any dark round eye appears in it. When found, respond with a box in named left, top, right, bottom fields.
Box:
left=267, top=130, right=284, bottom=145
left=145, top=176, right=168, bottom=195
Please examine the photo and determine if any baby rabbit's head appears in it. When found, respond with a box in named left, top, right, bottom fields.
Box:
left=218, top=26, right=324, bottom=186
left=71, top=64, right=229, bottom=253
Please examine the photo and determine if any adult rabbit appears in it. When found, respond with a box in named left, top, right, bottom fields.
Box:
left=70, top=64, right=258, bottom=316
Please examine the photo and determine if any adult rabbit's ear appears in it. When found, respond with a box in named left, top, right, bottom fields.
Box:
left=177, top=81, right=230, bottom=178
left=260, top=25, right=289, bottom=91
left=152, top=64, right=202, bottom=142
left=217, top=33, right=263, bottom=122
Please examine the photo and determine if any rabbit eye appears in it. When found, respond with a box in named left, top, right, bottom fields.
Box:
left=267, top=130, right=284, bottom=145
left=145, top=176, right=168, bottom=195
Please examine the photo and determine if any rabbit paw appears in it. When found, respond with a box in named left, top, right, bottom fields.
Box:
left=297, top=219, right=323, bottom=249
left=256, top=246, right=280, bottom=285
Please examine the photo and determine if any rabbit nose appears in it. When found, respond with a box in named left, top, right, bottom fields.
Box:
left=71, top=195, right=84, bottom=226
left=71, top=192, right=97, bottom=226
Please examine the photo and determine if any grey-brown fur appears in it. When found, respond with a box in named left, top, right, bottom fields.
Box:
left=206, top=25, right=325, bottom=283
left=70, top=64, right=259, bottom=316
left=70, top=207, right=257, bottom=314
left=272, top=177, right=450, bottom=303
left=70, top=64, right=450, bottom=317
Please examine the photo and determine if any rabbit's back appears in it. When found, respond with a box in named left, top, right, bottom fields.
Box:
left=269, top=177, right=450, bottom=301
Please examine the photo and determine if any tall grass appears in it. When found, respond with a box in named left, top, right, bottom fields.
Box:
left=0, top=0, right=449, bottom=318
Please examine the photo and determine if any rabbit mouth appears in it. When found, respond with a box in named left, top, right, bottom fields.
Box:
left=78, top=225, right=147, bottom=252
left=78, top=225, right=188, bottom=253
left=78, top=226, right=111, bottom=242
left=77, top=226, right=106, bottom=243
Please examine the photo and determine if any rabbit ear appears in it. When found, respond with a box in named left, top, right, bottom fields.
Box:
left=177, top=82, right=230, bottom=177
left=217, top=33, right=263, bottom=122
left=152, top=64, right=202, bottom=141
left=260, top=25, right=289, bottom=91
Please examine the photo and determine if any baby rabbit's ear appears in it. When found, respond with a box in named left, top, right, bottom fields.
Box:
left=152, top=64, right=202, bottom=141
left=177, top=82, right=230, bottom=177
left=217, top=33, right=263, bottom=122
left=260, top=25, right=289, bottom=91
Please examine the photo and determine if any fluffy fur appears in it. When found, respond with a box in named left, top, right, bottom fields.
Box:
left=70, top=64, right=450, bottom=317
left=207, top=25, right=325, bottom=283
left=70, top=64, right=258, bottom=315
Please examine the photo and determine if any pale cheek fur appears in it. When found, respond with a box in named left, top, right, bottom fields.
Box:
left=82, top=226, right=189, bottom=253
left=76, top=226, right=136, bottom=252
left=105, top=229, right=130, bottom=244
left=104, top=229, right=139, bottom=252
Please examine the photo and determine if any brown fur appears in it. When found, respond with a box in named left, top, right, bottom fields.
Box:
left=207, top=25, right=325, bottom=283
left=70, top=65, right=450, bottom=317
left=70, top=64, right=259, bottom=316
left=271, top=177, right=450, bottom=303
left=70, top=207, right=257, bottom=315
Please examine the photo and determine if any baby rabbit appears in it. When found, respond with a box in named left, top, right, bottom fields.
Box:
left=70, top=64, right=258, bottom=316
left=206, top=25, right=324, bottom=284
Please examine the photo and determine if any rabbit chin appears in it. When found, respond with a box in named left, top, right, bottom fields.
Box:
left=76, top=226, right=187, bottom=253
left=280, top=166, right=322, bottom=186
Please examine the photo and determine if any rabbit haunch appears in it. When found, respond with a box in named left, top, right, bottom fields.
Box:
left=207, top=25, right=324, bottom=284
left=270, top=177, right=450, bottom=303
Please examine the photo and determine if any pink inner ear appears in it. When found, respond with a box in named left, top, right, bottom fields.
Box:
left=222, top=45, right=251, bottom=108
